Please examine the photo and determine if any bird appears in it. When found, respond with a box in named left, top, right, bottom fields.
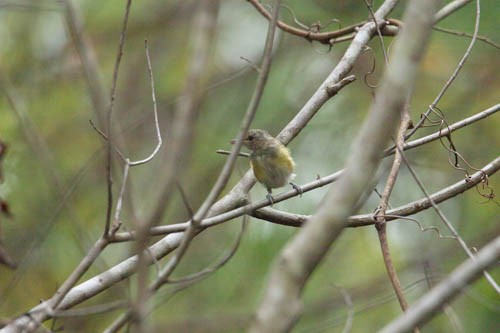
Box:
left=236, top=129, right=301, bottom=204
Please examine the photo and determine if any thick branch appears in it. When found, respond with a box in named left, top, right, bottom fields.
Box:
left=251, top=156, right=499, bottom=228
left=249, top=0, right=440, bottom=332
left=379, top=235, right=500, bottom=333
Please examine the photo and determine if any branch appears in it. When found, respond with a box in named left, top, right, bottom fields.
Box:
left=105, top=0, right=281, bottom=331
left=127, top=41, right=162, bottom=167
left=433, top=25, right=500, bottom=49
left=247, top=0, right=472, bottom=46
left=246, top=0, right=373, bottom=44
left=379, top=235, right=500, bottom=333
left=3, top=156, right=495, bottom=332
left=109, top=105, right=499, bottom=242
left=375, top=111, right=415, bottom=324
left=144, top=0, right=218, bottom=225
left=62, top=0, right=108, bottom=126
left=153, top=0, right=280, bottom=286
left=405, top=0, right=480, bottom=140
left=249, top=0, right=440, bottom=331
left=250, top=156, right=499, bottom=228
left=393, top=104, right=498, bottom=153
left=434, top=0, right=471, bottom=22
left=0, top=0, right=462, bottom=330
left=131, top=2, right=219, bottom=331
left=397, top=147, right=500, bottom=293
left=103, top=0, right=133, bottom=237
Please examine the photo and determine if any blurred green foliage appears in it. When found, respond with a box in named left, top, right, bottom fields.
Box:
left=0, top=1, right=498, bottom=332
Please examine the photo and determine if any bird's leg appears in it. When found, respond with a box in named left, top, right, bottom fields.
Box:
left=290, top=182, right=303, bottom=197
left=266, top=188, right=274, bottom=206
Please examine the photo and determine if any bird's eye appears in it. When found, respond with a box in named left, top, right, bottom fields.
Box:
left=248, top=134, right=254, bottom=141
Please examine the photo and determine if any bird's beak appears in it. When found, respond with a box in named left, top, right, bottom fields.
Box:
left=230, top=139, right=236, bottom=144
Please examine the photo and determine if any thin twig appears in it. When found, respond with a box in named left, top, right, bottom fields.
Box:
left=105, top=0, right=282, bottom=331
left=62, top=0, right=108, bottom=125
left=250, top=0, right=439, bottom=330
left=115, top=40, right=163, bottom=333
left=18, top=237, right=110, bottom=333
left=423, top=262, right=464, bottom=333
left=374, top=111, right=415, bottom=326
left=110, top=155, right=499, bottom=242
left=144, top=0, right=219, bottom=228
left=396, top=146, right=500, bottom=293
left=88, top=119, right=127, bottom=161
left=113, top=161, right=130, bottom=224
left=406, top=0, right=480, bottom=140
left=380, top=235, right=500, bottom=333
left=337, top=286, right=354, bottom=333
left=103, top=0, right=133, bottom=237
left=154, top=0, right=282, bottom=287
left=128, top=41, right=162, bottom=167
left=433, top=25, right=500, bottom=49
left=364, top=0, right=389, bottom=65
left=52, top=300, right=128, bottom=318
left=216, top=149, right=251, bottom=157
left=166, top=217, right=247, bottom=284
left=175, top=182, right=194, bottom=219
left=389, top=104, right=498, bottom=154
left=246, top=0, right=372, bottom=44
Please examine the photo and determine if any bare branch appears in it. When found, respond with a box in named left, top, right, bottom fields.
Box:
left=397, top=147, right=500, bottom=293
left=128, top=3, right=220, bottom=331
left=406, top=0, right=480, bottom=140
left=433, top=25, right=500, bottom=49
left=151, top=0, right=282, bottom=290
left=4, top=156, right=495, bottom=332
left=4, top=2, right=495, bottom=331
left=215, top=149, right=251, bottom=158
left=338, top=286, right=354, bottom=333
left=103, top=0, right=133, bottom=237
left=249, top=157, right=499, bottom=229
left=109, top=150, right=498, bottom=243
left=394, top=104, right=499, bottom=153
left=166, top=218, right=247, bottom=284
left=374, top=111, right=414, bottom=323
left=62, top=0, right=108, bottom=126
left=249, top=1, right=440, bottom=331
left=435, top=0, right=471, bottom=22
left=128, top=40, right=162, bottom=167
left=145, top=1, right=219, bottom=225
left=379, top=235, right=500, bottom=333
left=325, top=75, right=357, bottom=96
left=246, top=0, right=372, bottom=44
left=105, top=0, right=281, bottom=331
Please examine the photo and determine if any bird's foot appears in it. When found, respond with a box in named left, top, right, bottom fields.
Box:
left=290, top=182, right=303, bottom=197
left=266, top=193, right=275, bottom=206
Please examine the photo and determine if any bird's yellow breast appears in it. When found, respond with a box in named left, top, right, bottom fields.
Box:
left=250, top=145, right=295, bottom=190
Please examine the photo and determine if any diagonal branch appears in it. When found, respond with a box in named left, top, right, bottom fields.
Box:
left=103, top=0, right=133, bottom=237
left=249, top=156, right=499, bottom=228
left=104, top=0, right=282, bottom=331
left=249, top=0, right=440, bottom=331
left=397, top=147, right=500, bottom=293
left=374, top=111, right=416, bottom=326
left=246, top=0, right=371, bottom=44
left=379, top=235, right=500, bottom=333
left=405, top=0, right=480, bottom=140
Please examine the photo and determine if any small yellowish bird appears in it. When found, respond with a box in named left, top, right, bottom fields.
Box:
left=236, top=129, right=301, bottom=203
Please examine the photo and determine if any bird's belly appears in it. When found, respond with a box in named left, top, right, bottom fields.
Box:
left=251, top=155, right=293, bottom=189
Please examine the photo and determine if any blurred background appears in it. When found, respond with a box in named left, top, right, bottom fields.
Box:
left=0, top=0, right=498, bottom=332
